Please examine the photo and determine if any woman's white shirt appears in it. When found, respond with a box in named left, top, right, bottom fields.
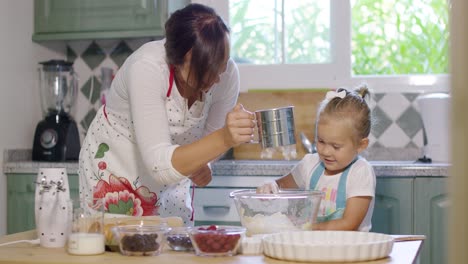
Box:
left=106, top=40, right=239, bottom=184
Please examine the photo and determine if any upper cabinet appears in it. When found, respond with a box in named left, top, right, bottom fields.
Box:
left=33, top=0, right=189, bottom=42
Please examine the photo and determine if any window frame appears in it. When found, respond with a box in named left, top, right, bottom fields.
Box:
left=193, top=0, right=450, bottom=93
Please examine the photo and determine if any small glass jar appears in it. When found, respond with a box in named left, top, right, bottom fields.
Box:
left=67, top=198, right=105, bottom=255
left=166, top=226, right=194, bottom=251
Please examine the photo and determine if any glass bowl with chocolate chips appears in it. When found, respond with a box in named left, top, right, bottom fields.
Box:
left=112, top=224, right=171, bottom=256
left=166, top=226, right=194, bottom=251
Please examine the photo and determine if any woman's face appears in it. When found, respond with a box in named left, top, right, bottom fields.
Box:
left=179, top=34, right=230, bottom=94
left=199, top=34, right=230, bottom=92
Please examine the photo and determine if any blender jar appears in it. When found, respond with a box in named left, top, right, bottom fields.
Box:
left=38, top=60, right=78, bottom=117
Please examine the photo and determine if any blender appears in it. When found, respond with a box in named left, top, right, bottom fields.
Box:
left=32, top=60, right=80, bottom=161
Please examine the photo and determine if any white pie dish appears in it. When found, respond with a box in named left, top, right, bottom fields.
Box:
left=262, top=231, right=394, bottom=262
left=239, top=234, right=264, bottom=255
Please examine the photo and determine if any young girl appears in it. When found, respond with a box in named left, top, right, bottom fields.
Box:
left=257, top=85, right=376, bottom=231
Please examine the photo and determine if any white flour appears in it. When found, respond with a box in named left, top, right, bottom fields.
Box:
left=242, top=212, right=299, bottom=236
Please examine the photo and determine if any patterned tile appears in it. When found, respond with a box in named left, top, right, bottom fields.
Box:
left=373, top=93, right=385, bottom=102
left=67, top=40, right=93, bottom=57
left=125, top=37, right=154, bottom=51
left=377, top=93, right=409, bottom=120
left=82, top=41, right=106, bottom=69
left=367, top=133, right=377, bottom=148
left=95, top=39, right=120, bottom=55
left=110, top=41, right=134, bottom=68
left=412, top=129, right=424, bottom=148
left=396, top=106, right=423, bottom=139
left=80, top=108, right=97, bottom=132
left=402, top=93, right=419, bottom=102
left=66, top=46, right=77, bottom=63
left=371, top=106, right=392, bottom=138
left=406, top=141, right=419, bottom=148
left=80, top=76, right=101, bottom=104
left=378, top=123, right=410, bottom=148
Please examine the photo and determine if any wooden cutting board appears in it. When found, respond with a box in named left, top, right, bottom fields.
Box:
left=234, top=89, right=328, bottom=160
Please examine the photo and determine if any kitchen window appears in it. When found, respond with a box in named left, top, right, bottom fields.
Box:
left=196, top=0, right=450, bottom=92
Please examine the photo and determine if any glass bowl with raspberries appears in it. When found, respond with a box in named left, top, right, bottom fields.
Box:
left=112, top=224, right=171, bottom=256
left=189, top=225, right=246, bottom=257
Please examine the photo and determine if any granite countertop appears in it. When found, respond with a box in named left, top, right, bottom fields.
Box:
left=3, top=149, right=450, bottom=177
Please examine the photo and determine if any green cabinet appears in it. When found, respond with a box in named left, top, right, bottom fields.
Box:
left=371, top=178, right=413, bottom=234
left=6, top=173, right=79, bottom=234
left=414, top=177, right=449, bottom=264
left=33, top=0, right=189, bottom=41
left=372, top=177, right=449, bottom=264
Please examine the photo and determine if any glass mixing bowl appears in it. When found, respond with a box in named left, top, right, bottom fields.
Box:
left=230, top=189, right=324, bottom=236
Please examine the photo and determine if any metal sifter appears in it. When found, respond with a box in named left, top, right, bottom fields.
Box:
left=254, top=106, right=296, bottom=149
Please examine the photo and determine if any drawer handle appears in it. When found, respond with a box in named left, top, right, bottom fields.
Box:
left=202, top=205, right=230, bottom=216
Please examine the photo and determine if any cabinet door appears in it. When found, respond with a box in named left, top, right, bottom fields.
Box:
left=33, top=0, right=190, bottom=40
left=35, top=0, right=164, bottom=33
left=6, top=173, right=79, bottom=234
left=414, top=177, right=449, bottom=264
left=371, top=178, right=413, bottom=235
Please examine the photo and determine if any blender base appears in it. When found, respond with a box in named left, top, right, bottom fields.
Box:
left=32, top=112, right=81, bottom=162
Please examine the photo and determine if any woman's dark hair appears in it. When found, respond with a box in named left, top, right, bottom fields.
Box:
left=164, top=3, right=229, bottom=96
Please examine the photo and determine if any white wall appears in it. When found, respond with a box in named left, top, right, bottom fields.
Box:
left=0, top=0, right=64, bottom=236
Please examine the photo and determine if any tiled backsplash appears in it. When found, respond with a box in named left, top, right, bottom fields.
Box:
left=64, top=39, right=425, bottom=150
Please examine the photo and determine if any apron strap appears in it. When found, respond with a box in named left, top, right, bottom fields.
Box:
left=309, top=158, right=358, bottom=209
left=166, top=64, right=195, bottom=222
left=166, top=65, right=175, bottom=98
left=103, top=104, right=108, bottom=121
left=309, top=162, right=325, bottom=191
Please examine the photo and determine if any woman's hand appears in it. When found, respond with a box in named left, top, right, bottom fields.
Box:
left=189, top=164, right=212, bottom=187
left=223, top=103, right=256, bottom=148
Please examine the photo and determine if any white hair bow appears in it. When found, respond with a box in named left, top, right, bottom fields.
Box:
left=325, top=90, right=346, bottom=100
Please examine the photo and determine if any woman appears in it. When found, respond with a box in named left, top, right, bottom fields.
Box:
left=78, top=3, right=255, bottom=225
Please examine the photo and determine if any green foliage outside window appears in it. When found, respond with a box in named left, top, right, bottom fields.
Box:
left=230, top=0, right=449, bottom=75
left=351, top=0, right=449, bottom=75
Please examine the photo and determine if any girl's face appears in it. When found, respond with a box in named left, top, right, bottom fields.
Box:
left=315, top=116, right=368, bottom=175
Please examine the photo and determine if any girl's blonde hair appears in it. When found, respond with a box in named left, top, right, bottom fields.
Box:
left=317, top=84, right=372, bottom=142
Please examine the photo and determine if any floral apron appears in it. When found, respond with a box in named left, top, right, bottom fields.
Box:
left=309, top=159, right=357, bottom=222
left=78, top=66, right=212, bottom=225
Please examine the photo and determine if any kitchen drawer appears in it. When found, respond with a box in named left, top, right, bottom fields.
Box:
left=193, top=188, right=245, bottom=226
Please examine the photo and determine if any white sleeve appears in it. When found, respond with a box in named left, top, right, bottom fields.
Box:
left=290, top=154, right=321, bottom=189
left=126, top=58, right=186, bottom=185
left=346, top=159, right=376, bottom=198
left=204, top=58, right=240, bottom=135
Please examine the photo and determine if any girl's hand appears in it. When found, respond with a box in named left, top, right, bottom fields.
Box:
left=257, top=180, right=280, bottom=194
left=189, top=164, right=212, bottom=187
left=223, top=103, right=256, bottom=148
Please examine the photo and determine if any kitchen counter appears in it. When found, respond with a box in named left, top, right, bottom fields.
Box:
left=3, top=149, right=450, bottom=177
left=0, top=230, right=423, bottom=264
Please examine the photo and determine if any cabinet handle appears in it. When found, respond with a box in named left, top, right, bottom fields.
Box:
left=202, top=205, right=230, bottom=216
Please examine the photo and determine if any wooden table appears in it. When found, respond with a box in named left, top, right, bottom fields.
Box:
left=0, top=231, right=424, bottom=264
